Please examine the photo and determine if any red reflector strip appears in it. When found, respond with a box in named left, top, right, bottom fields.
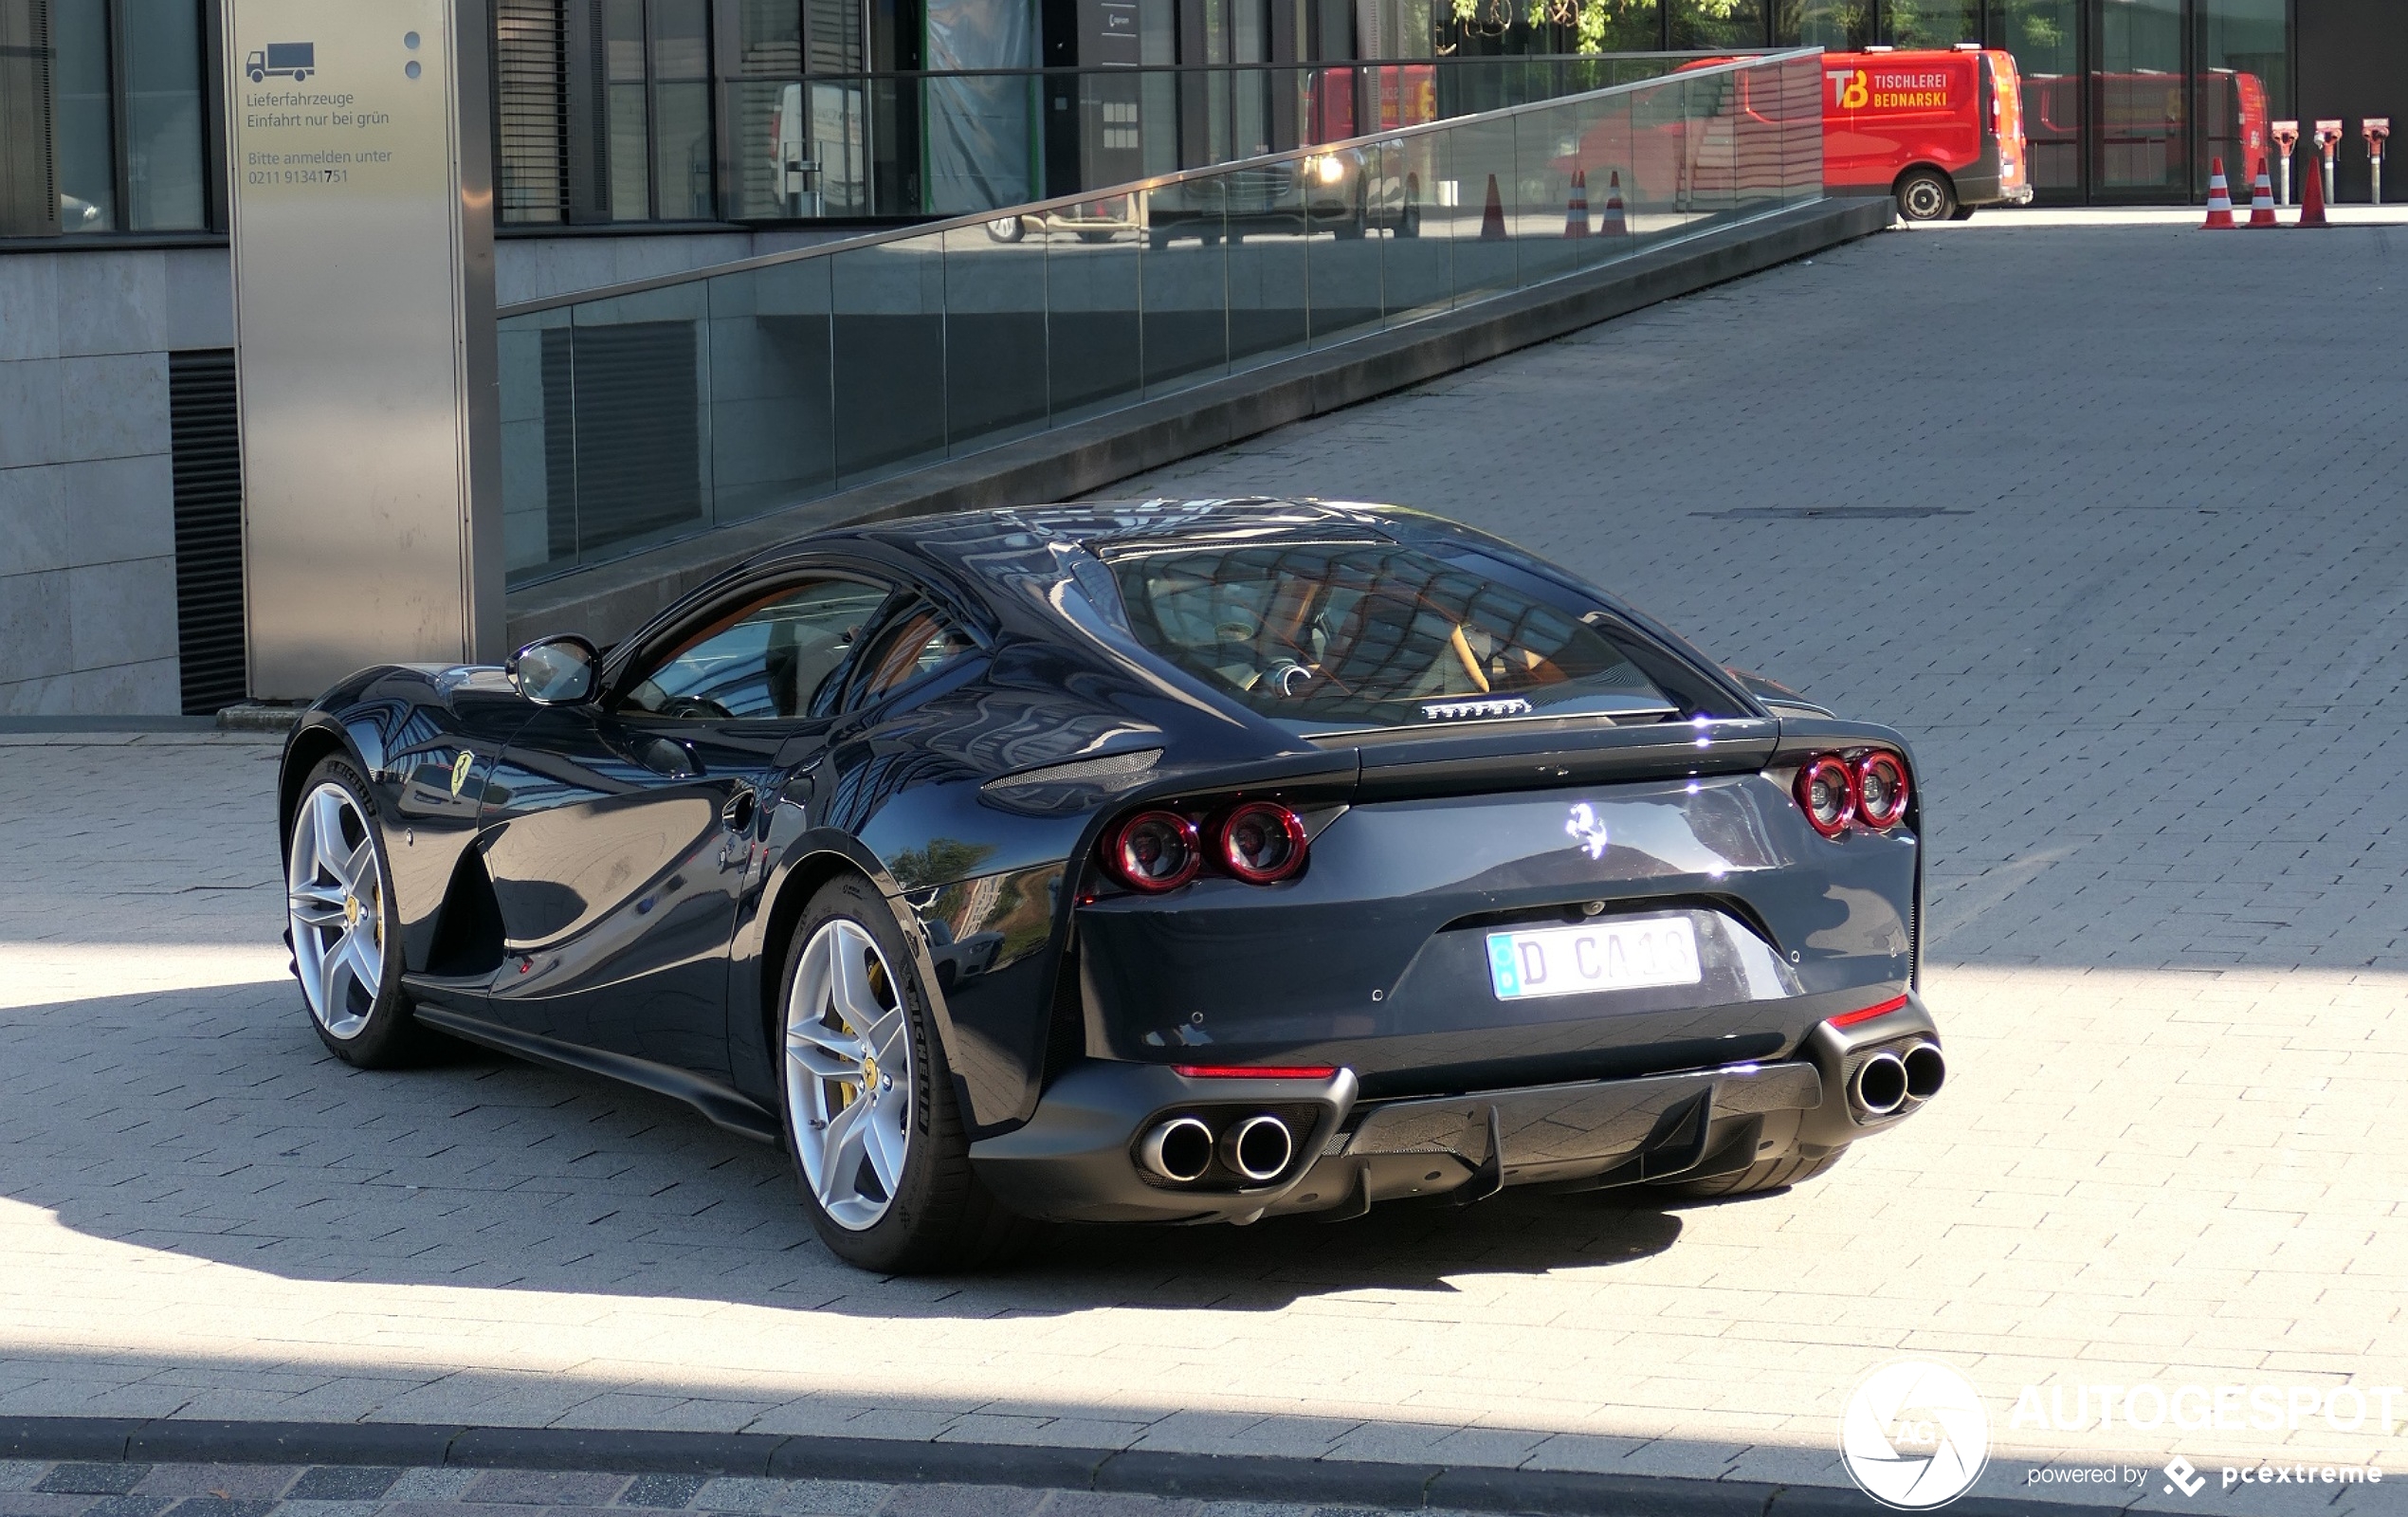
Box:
left=1173, top=1064, right=1339, bottom=1080
left=1828, top=995, right=1910, bottom=1029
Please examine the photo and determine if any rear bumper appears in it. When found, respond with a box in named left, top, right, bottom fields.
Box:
left=1958, top=169, right=2035, bottom=206
left=970, top=993, right=1943, bottom=1223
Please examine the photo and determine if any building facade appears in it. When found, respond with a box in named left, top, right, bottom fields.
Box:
left=0, top=0, right=2400, bottom=716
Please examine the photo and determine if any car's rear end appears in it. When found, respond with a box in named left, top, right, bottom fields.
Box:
left=1975, top=49, right=2034, bottom=208
left=970, top=513, right=1943, bottom=1223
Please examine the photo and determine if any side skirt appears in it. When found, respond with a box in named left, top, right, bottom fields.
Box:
left=410, top=1003, right=783, bottom=1145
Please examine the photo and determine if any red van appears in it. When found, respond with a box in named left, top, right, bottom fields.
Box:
left=1821, top=47, right=2033, bottom=220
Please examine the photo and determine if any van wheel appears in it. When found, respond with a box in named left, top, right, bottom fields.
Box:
left=1896, top=170, right=1956, bottom=223
left=1948, top=204, right=1978, bottom=221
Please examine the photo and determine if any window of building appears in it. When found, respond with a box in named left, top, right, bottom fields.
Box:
left=1881, top=0, right=1976, bottom=45
left=1, top=0, right=212, bottom=237
left=2095, top=0, right=2182, bottom=196
left=1775, top=0, right=1871, bottom=48
left=1669, top=0, right=1764, bottom=47
left=496, top=0, right=569, bottom=222
left=2195, top=0, right=2286, bottom=189
left=1992, top=0, right=2076, bottom=190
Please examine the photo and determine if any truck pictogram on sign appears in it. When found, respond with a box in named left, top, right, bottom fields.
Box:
left=245, top=43, right=315, bottom=82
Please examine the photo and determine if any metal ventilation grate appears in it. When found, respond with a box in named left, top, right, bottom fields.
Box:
left=496, top=0, right=568, bottom=223
left=170, top=348, right=247, bottom=716
left=0, top=0, right=59, bottom=236
left=541, top=320, right=703, bottom=561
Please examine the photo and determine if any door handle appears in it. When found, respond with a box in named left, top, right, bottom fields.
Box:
left=717, top=786, right=757, bottom=873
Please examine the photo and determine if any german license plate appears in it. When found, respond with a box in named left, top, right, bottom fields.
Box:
left=1485, top=916, right=1702, bottom=1001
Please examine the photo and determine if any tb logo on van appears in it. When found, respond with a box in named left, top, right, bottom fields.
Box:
left=1828, top=68, right=1869, bottom=110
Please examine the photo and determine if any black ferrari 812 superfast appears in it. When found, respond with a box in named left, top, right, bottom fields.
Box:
left=277, top=500, right=1943, bottom=1271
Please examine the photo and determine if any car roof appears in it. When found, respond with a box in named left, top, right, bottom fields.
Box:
left=859, top=498, right=1415, bottom=565
left=733, top=498, right=1440, bottom=612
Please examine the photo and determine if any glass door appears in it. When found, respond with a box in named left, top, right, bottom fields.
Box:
left=2192, top=0, right=2285, bottom=198
left=2092, top=0, right=2185, bottom=199
left=1994, top=0, right=2080, bottom=199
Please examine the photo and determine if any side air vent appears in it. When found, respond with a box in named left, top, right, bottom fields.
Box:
left=980, top=748, right=1162, bottom=817
left=425, top=845, right=507, bottom=977
left=981, top=747, right=1162, bottom=795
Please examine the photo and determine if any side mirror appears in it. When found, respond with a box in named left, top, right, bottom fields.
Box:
left=507, top=635, right=599, bottom=705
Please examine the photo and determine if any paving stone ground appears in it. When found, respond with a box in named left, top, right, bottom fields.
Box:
left=3, top=212, right=2405, bottom=1514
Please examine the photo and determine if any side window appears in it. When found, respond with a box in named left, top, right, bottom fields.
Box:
left=846, top=604, right=979, bottom=709
left=619, top=578, right=891, bottom=720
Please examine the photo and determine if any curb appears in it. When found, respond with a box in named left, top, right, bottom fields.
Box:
left=216, top=703, right=308, bottom=732
left=0, top=1417, right=2130, bottom=1516
left=0, top=716, right=225, bottom=734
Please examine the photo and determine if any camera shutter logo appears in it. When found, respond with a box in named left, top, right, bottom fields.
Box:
left=1840, top=1360, right=1991, bottom=1509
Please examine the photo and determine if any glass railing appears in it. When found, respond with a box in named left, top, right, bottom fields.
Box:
left=499, top=50, right=1822, bottom=587
left=718, top=54, right=1745, bottom=221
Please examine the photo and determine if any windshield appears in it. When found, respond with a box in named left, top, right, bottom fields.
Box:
left=1108, top=539, right=1672, bottom=734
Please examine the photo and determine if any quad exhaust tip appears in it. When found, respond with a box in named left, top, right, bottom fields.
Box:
left=1851, top=1051, right=1909, bottom=1118
left=1902, top=1041, right=1945, bottom=1103
left=1221, top=1114, right=1295, bottom=1183
left=1139, top=1116, right=1215, bottom=1182
left=1138, top=1112, right=1297, bottom=1184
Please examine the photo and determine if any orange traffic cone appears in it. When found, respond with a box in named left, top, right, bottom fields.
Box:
left=1597, top=170, right=1630, bottom=237
left=2295, top=150, right=2330, bottom=227
left=2247, top=159, right=2278, bottom=227
left=2201, top=156, right=2235, bottom=228
left=1563, top=168, right=1590, bottom=237
left=1480, top=174, right=1507, bottom=240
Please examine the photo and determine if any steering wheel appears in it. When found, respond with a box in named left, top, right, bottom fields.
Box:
left=655, top=695, right=733, bottom=721
left=1266, top=662, right=1315, bottom=697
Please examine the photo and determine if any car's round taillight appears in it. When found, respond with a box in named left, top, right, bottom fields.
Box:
left=1106, top=810, right=1201, bottom=892
left=1855, top=751, right=1910, bottom=830
left=1213, top=801, right=1309, bottom=885
left=1796, top=755, right=1857, bottom=838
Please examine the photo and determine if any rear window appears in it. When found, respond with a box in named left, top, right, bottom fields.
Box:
left=1108, top=540, right=1672, bottom=735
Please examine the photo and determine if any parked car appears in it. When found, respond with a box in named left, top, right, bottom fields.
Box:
left=276, top=501, right=1941, bottom=1272
left=1143, top=143, right=1421, bottom=246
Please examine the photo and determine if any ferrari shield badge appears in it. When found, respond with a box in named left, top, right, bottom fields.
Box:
left=449, top=750, right=473, bottom=795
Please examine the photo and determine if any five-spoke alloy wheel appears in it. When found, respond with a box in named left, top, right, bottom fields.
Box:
left=775, top=873, right=1032, bottom=1271
left=785, top=917, right=916, bottom=1230
left=284, top=757, right=421, bottom=1065
left=288, top=777, right=387, bottom=1038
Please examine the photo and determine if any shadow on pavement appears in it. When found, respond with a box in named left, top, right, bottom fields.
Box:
left=0, top=978, right=1686, bottom=1316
